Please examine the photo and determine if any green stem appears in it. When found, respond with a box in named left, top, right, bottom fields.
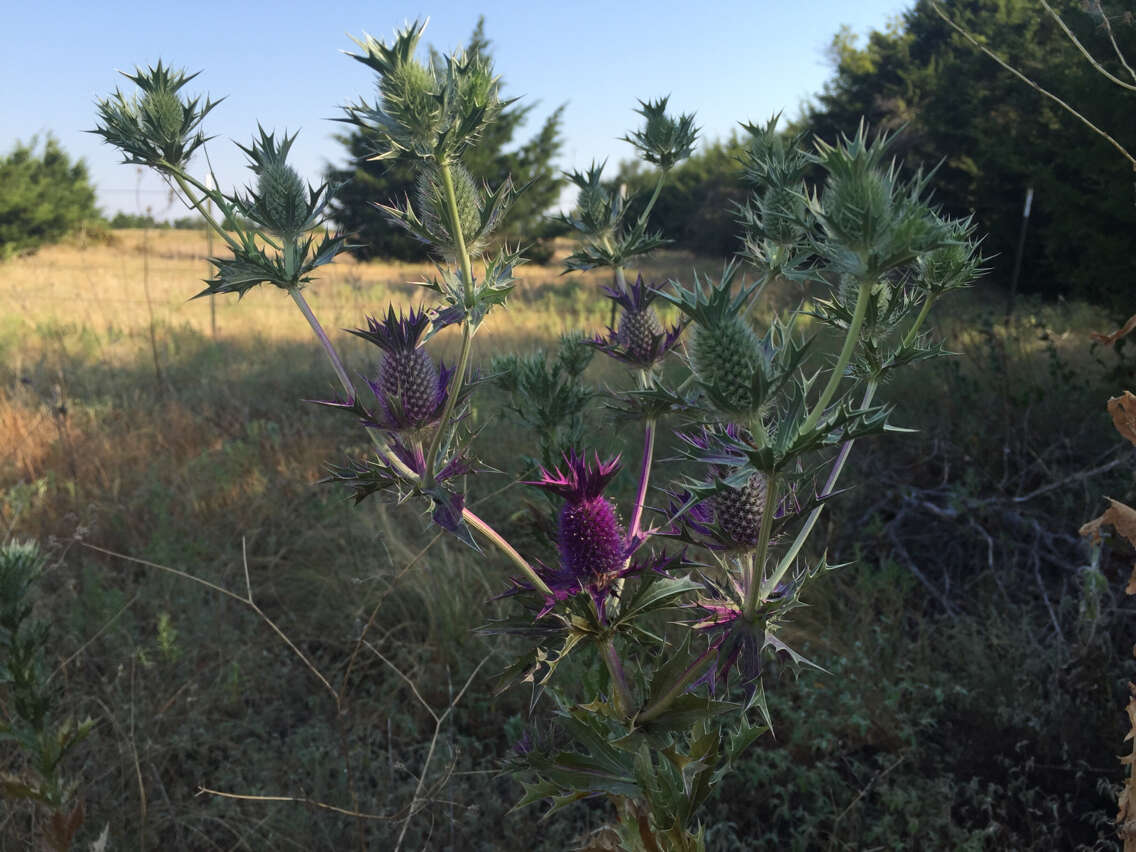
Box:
left=636, top=170, right=667, bottom=229
left=743, top=473, right=780, bottom=619
left=422, top=320, right=473, bottom=489
left=423, top=161, right=479, bottom=487
left=900, top=295, right=937, bottom=350
left=440, top=162, right=475, bottom=305
left=462, top=509, right=552, bottom=598
left=761, top=379, right=878, bottom=600
left=167, top=169, right=242, bottom=254
left=799, top=280, right=873, bottom=436
left=599, top=638, right=635, bottom=719
left=637, top=645, right=717, bottom=724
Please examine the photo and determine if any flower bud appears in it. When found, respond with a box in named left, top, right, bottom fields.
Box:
left=689, top=315, right=761, bottom=414
left=257, top=160, right=308, bottom=238
left=140, top=89, right=185, bottom=150
left=710, top=473, right=767, bottom=548
left=530, top=452, right=625, bottom=581
left=380, top=344, right=440, bottom=426
left=618, top=302, right=665, bottom=363
left=350, top=308, right=451, bottom=431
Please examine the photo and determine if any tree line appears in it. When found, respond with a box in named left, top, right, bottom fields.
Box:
left=5, top=3, right=1132, bottom=308
left=619, top=0, right=1135, bottom=308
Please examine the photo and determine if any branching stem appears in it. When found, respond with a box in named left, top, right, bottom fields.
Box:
left=901, top=295, right=937, bottom=350
left=599, top=638, right=635, bottom=719
left=637, top=644, right=717, bottom=724
left=744, top=473, right=780, bottom=619
left=168, top=169, right=242, bottom=253
left=628, top=417, right=656, bottom=543
left=800, top=280, right=872, bottom=436
left=762, top=379, right=878, bottom=599
left=462, top=508, right=553, bottom=598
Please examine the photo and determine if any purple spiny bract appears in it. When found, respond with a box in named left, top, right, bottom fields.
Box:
left=530, top=451, right=624, bottom=581
left=350, top=307, right=451, bottom=430
left=664, top=425, right=779, bottom=551
left=591, top=276, right=684, bottom=367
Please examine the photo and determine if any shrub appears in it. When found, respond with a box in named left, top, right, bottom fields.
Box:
left=0, top=136, right=99, bottom=259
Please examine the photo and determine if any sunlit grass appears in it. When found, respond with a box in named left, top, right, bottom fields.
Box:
left=1, top=230, right=1131, bottom=849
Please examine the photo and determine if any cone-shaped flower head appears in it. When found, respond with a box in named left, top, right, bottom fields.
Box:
left=709, top=472, right=768, bottom=548
left=530, top=451, right=624, bottom=582
left=592, top=276, right=684, bottom=367
left=660, top=263, right=764, bottom=415
left=237, top=127, right=314, bottom=240
left=349, top=307, right=451, bottom=431
left=663, top=426, right=782, bottom=552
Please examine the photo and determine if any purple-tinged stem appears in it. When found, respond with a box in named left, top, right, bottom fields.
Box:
left=291, top=289, right=354, bottom=400
left=290, top=289, right=419, bottom=483
left=599, top=638, right=635, bottom=719
left=462, top=508, right=553, bottom=599
left=627, top=417, right=656, bottom=544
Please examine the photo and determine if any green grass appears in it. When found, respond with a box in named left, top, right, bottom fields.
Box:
left=2, top=234, right=1134, bottom=849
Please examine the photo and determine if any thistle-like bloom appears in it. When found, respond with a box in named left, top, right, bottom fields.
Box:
left=591, top=276, right=684, bottom=368
left=532, top=451, right=625, bottom=581
left=677, top=475, right=770, bottom=550
left=663, top=426, right=786, bottom=552
left=519, top=451, right=647, bottom=617
left=349, top=307, right=453, bottom=431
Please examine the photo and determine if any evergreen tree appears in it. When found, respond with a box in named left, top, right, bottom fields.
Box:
left=327, top=18, right=565, bottom=262
left=0, top=136, right=99, bottom=258
left=799, top=0, right=1136, bottom=307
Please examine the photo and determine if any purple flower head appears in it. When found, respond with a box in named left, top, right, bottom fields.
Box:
left=515, top=545, right=677, bottom=621
left=659, top=425, right=787, bottom=552
left=529, top=451, right=624, bottom=583
left=590, top=276, right=685, bottom=367
left=350, top=307, right=452, bottom=431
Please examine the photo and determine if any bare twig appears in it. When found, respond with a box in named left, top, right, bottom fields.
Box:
left=194, top=789, right=395, bottom=821
left=828, top=752, right=908, bottom=851
left=930, top=1, right=1136, bottom=169
left=129, top=657, right=147, bottom=852
left=1038, top=0, right=1136, bottom=92
left=80, top=540, right=338, bottom=704
left=47, top=589, right=140, bottom=685
left=339, top=530, right=443, bottom=702
left=361, top=644, right=490, bottom=852
left=1091, top=0, right=1136, bottom=84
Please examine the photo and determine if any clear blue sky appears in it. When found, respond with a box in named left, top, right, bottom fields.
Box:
left=2, top=0, right=909, bottom=218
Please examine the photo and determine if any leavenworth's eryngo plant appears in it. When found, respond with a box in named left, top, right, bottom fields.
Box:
left=93, top=21, right=984, bottom=850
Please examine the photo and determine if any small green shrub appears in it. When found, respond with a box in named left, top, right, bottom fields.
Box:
left=0, top=136, right=99, bottom=259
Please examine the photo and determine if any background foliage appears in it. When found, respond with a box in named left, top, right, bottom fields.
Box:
left=0, top=136, right=98, bottom=259
left=619, top=0, right=1135, bottom=309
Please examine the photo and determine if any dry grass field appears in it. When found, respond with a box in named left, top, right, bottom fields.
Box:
left=1, top=229, right=1133, bottom=849
left=0, top=229, right=717, bottom=358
